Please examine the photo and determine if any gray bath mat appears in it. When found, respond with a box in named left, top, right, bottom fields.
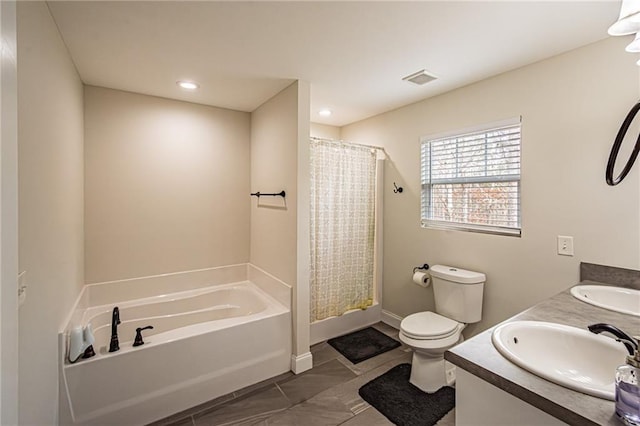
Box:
left=327, top=327, right=400, bottom=364
left=359, top=363, right=455, bottom=426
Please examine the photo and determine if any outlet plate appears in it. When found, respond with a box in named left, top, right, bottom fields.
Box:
left=557, top=236, right=574, bottom=256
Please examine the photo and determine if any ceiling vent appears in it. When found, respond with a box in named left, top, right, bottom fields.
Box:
left=402, top=69, right=437, bottom=86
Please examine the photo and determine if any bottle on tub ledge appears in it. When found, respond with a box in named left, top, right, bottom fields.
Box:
left=616, top=341, right=640, bottom=426
left=68, top=323, right=95, bottom=363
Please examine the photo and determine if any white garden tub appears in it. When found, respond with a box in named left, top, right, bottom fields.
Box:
left=59, top=264, right=291, bottom=426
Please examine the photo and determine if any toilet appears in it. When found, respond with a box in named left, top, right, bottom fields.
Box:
left=399, top=264, right=485, bottom=393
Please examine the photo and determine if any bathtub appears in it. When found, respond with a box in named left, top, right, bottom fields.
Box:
left=59, top=264, right=292, bottom=426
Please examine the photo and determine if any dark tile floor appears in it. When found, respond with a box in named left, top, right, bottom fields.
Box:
left=149, top=322, right=455, bottom=426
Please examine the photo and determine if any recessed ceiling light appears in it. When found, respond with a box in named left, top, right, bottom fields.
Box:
left=319, top=109, right=332, bottom=117
left=402, top=69, right=437, bottom=86
left=177, top=80, right=199, bottom=90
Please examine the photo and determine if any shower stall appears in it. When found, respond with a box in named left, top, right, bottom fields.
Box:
left=308, top=138, right=385, bottom=344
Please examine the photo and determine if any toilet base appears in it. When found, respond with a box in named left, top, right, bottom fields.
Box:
left=409, top=352, right=457, bottom=393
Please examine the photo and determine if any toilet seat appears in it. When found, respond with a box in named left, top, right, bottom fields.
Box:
left=400, top=312, right=461, bottom=340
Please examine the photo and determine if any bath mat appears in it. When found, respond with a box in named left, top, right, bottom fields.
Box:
left=359, top=363, right=455, bottom=426
left=327, top=327, right=401, bottom=364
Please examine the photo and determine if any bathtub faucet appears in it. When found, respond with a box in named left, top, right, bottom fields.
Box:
left=588, top=323, right=637, bottom=356
left=109, top=307, right=121, bottom=352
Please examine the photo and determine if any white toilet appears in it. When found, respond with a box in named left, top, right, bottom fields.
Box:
left=399, top=264, right=485, bottom=393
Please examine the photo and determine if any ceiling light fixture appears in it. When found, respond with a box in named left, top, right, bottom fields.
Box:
left=608, top=0, right=640, bottom=65
left=402, top=69, right=437, bottom=86
left=626, top=31, right=640, bottom=52
left=319, top=109, right=332, bottom=117
left=177, top=80, right=199, bottom=90
left=609, top=0, right=640, bottom=36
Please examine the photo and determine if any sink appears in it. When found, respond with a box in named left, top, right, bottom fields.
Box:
left=491, top=321, right=628, bottom=400
left=570, top=285, right=640, bottom=317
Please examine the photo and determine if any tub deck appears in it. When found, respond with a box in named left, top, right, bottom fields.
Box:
left=59, top=265, right=292, bottom=426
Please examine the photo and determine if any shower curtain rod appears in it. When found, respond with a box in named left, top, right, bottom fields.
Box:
left=310, top=137, right=387, bottom=154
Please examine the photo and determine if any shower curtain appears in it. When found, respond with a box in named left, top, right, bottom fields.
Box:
left=310, top=138, right=377, bottom=322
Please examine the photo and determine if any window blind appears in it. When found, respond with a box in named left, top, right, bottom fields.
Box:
left=421, top=120, right=521, bottom=236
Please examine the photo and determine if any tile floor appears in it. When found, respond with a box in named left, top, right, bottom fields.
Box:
left=149, top=323, right=456, bottom=426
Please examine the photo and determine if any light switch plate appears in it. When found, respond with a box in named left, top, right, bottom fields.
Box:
left=557, top=236, right=574, bottom=256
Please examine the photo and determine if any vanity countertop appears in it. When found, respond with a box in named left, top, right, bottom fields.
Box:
left=446, top=279, right=640, bottom=426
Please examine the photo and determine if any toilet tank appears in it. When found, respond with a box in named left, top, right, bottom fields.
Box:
left=430, top=265, right=486, bottom=323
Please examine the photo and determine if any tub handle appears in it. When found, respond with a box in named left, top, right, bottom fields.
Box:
left=133, top=326, right=154, bottom=347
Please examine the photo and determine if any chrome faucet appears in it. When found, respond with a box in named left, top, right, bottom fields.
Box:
left=588, top=323, right=638, bottom=355
left=109, top=307, right=121, bottom=352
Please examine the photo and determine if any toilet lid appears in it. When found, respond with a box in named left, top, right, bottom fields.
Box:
left=401, top=312, right=460, bottom=340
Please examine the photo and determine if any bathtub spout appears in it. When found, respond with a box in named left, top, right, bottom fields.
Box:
left=109, top=307, right=121, bottom=352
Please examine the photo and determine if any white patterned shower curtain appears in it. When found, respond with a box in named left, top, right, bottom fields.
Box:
left=310, top=138, right=377, bottom=322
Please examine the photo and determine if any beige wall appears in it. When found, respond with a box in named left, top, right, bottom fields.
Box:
left=250, top=81, right=312, bottom=365
left=17, top=2, right=85, bottom=424
left=310, top=122, right=340, bottom=140
left=1, top=0, right=19, bottom=423
left=295, top=82, right=311, bottom=363
left=84, top=87, right=251, bottom=283
left=341, top=37, right=640, bottom=335
left=250, top=82, right=301, bottom=286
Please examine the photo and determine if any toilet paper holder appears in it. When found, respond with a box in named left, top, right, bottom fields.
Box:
left=413, top=263, right=429, bottom=273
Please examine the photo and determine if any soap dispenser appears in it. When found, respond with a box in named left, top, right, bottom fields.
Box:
left=616, top=343, right=640, bottom=426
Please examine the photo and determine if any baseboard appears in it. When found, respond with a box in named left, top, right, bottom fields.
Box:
left=290, top=352, right=313, bottom=374
left=381, top=309, right=402, bottom=329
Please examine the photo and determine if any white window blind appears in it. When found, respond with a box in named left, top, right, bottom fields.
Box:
left=421, top=118, right=521, bottom=236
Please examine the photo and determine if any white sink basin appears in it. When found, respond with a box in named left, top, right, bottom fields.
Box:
left=491, top=321, right=628, bottom=400
left=570, top=285, right=640, bottom=317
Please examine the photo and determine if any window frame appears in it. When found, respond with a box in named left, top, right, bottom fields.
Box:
left=420, top=117, right=522, bottom=237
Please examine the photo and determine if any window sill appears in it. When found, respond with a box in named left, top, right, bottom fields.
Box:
left=421, top=220, right=521, bottom=237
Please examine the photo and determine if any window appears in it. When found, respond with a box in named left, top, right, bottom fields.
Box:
left=421, top=118, right=521, bottom=236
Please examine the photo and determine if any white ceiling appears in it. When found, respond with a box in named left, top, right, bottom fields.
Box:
left=47, top=1, right=621, bottom=127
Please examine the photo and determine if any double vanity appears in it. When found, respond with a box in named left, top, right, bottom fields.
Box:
left=446, top=262, right=640, bottom=426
